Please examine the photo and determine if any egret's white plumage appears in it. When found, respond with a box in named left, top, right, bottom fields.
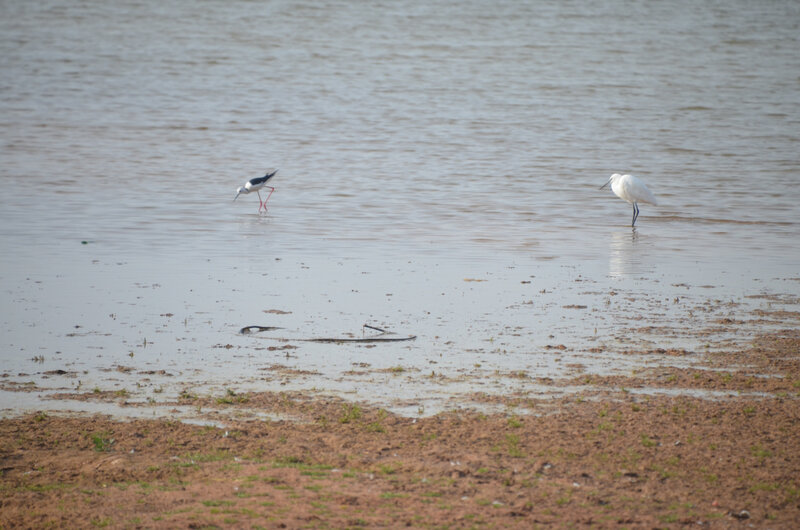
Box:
left=600, top=173, right=658, bottom=227
left=235, top=170, right=278, bottom=212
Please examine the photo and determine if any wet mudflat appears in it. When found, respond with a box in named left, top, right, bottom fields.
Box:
left=3, top=254, right=798, bottom=421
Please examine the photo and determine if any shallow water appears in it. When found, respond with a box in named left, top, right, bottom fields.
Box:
left=1, top=0, right=799, bottom=416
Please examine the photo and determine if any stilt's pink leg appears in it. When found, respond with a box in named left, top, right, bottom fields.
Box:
left=256, top=191, right=264, bottom=212
left=263, top=187, right=275, bottom=204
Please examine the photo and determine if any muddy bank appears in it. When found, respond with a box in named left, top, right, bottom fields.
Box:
left=2, top=329, right=799, bottom=528
left=2, top=396, right=799, bottom=528
left=2, top=398, right=800, bottom=527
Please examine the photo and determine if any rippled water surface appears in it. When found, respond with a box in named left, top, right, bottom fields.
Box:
left=2, top=0, right=799, bottom=415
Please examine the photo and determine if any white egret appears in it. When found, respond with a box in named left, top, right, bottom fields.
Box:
left=600, top=173, right=658, bottom=227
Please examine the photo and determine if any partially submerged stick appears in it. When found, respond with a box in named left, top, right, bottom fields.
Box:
left=238, top=323, right=415, bottom=343
left=305, top=335, right=416, bottom=343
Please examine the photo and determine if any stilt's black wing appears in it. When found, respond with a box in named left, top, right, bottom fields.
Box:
left=249, top=169, right=278, bottom=186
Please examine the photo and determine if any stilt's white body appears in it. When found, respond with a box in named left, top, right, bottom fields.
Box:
left=601, top=173, right=657, bottom=226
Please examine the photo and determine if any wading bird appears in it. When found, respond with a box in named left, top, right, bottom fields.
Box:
left=600, top=173, right=658, bottom=227
left=234, top=170, right=278, bottom=213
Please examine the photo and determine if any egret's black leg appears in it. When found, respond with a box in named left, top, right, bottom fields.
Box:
left=631, top=203, right=639, bottom=227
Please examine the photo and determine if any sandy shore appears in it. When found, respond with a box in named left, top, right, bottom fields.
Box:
left=2, top=329, right=799, bottom=528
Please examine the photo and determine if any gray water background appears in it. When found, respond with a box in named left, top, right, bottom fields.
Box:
left=1, top=0, right=799, bottom=416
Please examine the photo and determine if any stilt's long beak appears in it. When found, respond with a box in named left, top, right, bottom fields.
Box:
left=234, top=192, right=241, bottom=201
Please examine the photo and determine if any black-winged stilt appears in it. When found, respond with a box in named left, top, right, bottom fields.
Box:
left=234, top=170, right=278, bottom=213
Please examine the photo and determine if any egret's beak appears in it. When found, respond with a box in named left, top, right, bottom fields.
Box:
left=600, top=179, right=611, bottom=190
